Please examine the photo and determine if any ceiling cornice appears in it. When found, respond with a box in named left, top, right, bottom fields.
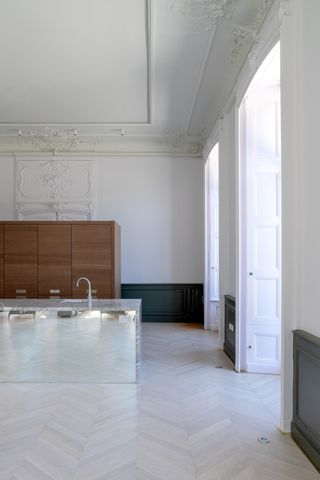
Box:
left=0, top=130, right=202, bottom=157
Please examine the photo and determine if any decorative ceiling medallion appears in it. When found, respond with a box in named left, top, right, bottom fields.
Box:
left=168, top=0, right=273, bottom=59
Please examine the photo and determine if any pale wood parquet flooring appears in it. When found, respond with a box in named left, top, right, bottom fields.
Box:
left=0, top=322, right=318, bottom=479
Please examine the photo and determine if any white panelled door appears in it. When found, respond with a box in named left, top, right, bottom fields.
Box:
left=209, top=145, right=219, bottom=302
left=245, top=86, right=281, bottom=374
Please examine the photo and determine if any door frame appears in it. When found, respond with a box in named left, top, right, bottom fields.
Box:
left=235, top=40, right=281, bottom=373
left=204, top=140, right=219, bottom=331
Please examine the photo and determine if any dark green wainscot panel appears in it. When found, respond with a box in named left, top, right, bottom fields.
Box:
left=292, top=330, right=320, bottom=472
left=121, top=284, right=203, bottom=323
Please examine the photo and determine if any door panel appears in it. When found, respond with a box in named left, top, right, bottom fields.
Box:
left=38, top=224, right=71, bottom=298
left=247, top=325, right=281, bottom=374
left=5, top=225, right=38, bottom=298
left=255, top=173, right=279, bottom=217
left=255, top=226, right=279, bottom=269
left=72, top=224, right=113, bottom=298
left=254, top=278, right=280, bottom=320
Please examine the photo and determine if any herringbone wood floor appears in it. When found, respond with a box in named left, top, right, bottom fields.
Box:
left=0, top=322, right=318, bottom=479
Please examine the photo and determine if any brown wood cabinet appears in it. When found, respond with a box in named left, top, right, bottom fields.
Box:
left=72, top=224, right=113, bottom=298
left=0, top=225, right=3, bottom=297
left=0, top=221, right=120, bottom=299
left=5, top=224, right=38, bottom=298
left=38, top=224, right=72, bottom=298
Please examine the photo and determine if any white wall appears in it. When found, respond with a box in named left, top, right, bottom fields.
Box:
left=289, top=0, right=320, bottom=338
left=279, top=0, right=320, bottom=432
left=0, top=154, right=204, bottom=284
left=0, top=156, right=16, bottom=219
left=219, top=109, right=237, bottom=296
left=95, top=155, right=204, bottom=283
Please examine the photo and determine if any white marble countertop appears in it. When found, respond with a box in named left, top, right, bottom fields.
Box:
left=0, top=298, right=141, bottom=312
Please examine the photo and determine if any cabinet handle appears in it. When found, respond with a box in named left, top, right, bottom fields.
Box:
left=50, top=289, right=60, bottom=294
left=16, top=289, right=26, bottom=294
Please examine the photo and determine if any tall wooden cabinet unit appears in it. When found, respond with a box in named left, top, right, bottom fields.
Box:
left=72, top=223, right=120, bottom=299
left=38, top=224, right=72, bottom=298
left=0, top=221, right=120, bottom=299
left=0, top=225, right=3, bottom=297
left=4, top=224, right=38, bottom=298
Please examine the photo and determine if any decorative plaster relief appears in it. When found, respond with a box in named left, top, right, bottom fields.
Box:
left=2, top=131, right=202, bottom=156
left=168, top=0, right=273, bottom=60
left=16, top=157, right=94, bottom=221
left=168, top=0, right=236, bottom=31
left=279, top=0, right=292, bottom=22
left=8, top=127, right=100, bottom=153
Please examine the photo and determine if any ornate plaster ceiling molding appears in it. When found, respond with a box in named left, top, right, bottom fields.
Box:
left=168, top=0, right=236, bottom=31
left=168, top=0, right=273, bottom=60
left=0, top=131, right=202, bottom=157
left=279, top=0, right=292, bottom=22
left=6, top=127, right=101, bottom=154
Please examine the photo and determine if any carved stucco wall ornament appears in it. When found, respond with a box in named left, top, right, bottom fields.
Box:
left=16, top=157, right=95, bottom=220
left=39, top=159, right=72, bottom=201
left=168, top=0, right=273, bottom=60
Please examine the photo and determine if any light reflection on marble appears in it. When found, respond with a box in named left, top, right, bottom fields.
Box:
left=0, top=299, right=141, bottom=384
left=0, top=298, right=141, bottom=311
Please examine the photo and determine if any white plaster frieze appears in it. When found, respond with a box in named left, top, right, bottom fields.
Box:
left=7, top=127, right=101, bottom=154
left=0, top=131, right=202, bottom=157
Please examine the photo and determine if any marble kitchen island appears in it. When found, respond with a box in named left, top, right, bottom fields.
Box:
left=0, top=299, right=141, bottom=384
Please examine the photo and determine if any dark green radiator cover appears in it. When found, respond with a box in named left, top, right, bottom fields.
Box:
left=121, top=284, right=203, bottom=323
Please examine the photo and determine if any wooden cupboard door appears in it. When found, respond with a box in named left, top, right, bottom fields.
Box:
left=72, top=224, right=113, bottom=298
left=38, top=224, right=71, bottom=298
left=0, top=225, right=3, bottom=297
left=5, top=225, right=38, bottom=298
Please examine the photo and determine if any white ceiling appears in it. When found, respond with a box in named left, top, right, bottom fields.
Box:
left=0, top=0, right=274, bottom=155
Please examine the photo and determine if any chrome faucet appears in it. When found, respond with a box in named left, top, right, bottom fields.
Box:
left=76, top=277, right=92, bottom=309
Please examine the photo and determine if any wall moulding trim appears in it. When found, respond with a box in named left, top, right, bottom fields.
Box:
left=15, top=156, right=95, bottom=221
